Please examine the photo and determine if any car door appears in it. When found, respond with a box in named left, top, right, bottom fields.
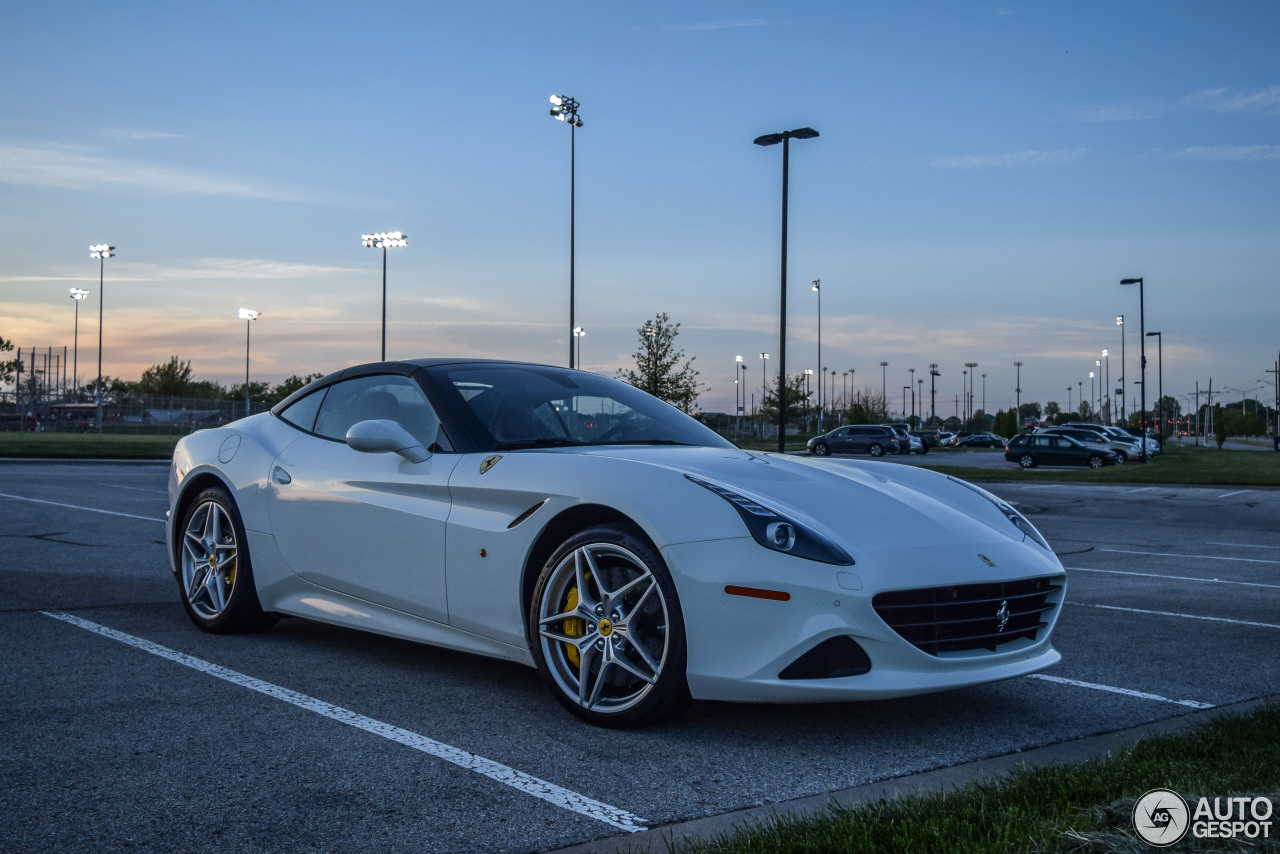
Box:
left=267, top=373, right=460, bottom=624
left=830, top=426, right=854, bottom=453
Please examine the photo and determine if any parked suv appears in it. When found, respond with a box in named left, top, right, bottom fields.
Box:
left=881, top=424, right=911, bottom=454
left=808, top=425, right=898, bottom=457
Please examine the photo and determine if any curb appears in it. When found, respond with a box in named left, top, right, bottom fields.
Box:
left=0, top=457, right=171, bottom=465
left=544, top=696, right=1270, bottom=854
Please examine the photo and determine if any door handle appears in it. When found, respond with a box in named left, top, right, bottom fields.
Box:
left=272, top=466, right=292, bottom=485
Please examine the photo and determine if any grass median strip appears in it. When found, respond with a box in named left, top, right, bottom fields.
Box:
left=664, top=702, right=1279, bottom=854
left=0, top=432, right=178, bottom=459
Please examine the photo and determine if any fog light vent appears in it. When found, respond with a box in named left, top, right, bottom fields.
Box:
left=778, top=636, right=871, bottom=680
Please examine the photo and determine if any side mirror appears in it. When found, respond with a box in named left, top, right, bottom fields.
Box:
left=345, top=419, right=431, bottom=463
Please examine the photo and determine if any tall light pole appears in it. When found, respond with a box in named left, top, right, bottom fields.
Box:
left=1116, top=315, right=1126, bottom=425
left=1121, top=278, right=1147, bottom=460
left=880, top=361, right=889, bottom=409
left=89, top=244, right=114, bottom=434
left=1078, top=380, right=1083, bottom=418
left=1067, top=385, right=1073, bottom=414
left=917, top=378, right=924, bottom=426
left=759, top=353, right=770, bottom=434
left=754, top=126, right=819, bottom=453
left=740, top=361, right=749, bottom=432
left=1095, top=360, right=1102, bottom=422
left=908, top=368, right=916, bottom=424
left=812, top=279, right=821, bottom=429
left=573, top=327, right=585, bottom=370
left=930, top=364, right=940, bottom=424
left=962, top=370, right=968, bottom=423
left=361, top=231, right=407, bottom=361
left=1014, top=361, right=1023, bottom=431
left=981, top=372, right=987, bottom=416
left=1102, top=349, right=1110, bottom=425
left=842, top=371, right=848, bottom=413
left=735, top=355, right=744, bottom=433
left=803, top=368, right=814, bottom=430
left=1147, top=331, right=1162, bottom=440
left=69, top=288, right=89, bottom=399
left=549, top=95, right=583, bottom=368
left=902, top=386, right=909, bottom=421
left=964, top=362, right=978, bottom=423
left=1090, top=372, right=1096, bottom=422
left=238, top=308, right=261, bottom=413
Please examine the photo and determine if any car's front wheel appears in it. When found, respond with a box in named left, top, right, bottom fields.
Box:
left=1018, top=453, right=1037, bottom=469
left=1088, top=455, right=1104, bottom=468
left=530, top=525, right=691, bottom=728
left=868, top=443, right=884, bottom=457
left=812, top=442, right=830, bottom=456
left=177, top=487, right=276, bottom=634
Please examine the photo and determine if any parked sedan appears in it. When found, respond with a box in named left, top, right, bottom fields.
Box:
left=808, top=425, right=898, bottom=457
left=954, top=433, right=1005, bottom=448
left=167, top=359, right=1065, bottom=727
left=1036, top=427, right=1131, bottom=462
left=909, top=429, right=941, bottom=450
left=1005, top=433, right=1120, bottom=468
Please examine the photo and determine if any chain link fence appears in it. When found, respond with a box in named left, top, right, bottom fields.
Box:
left=0, top=391, right=270, bottom=434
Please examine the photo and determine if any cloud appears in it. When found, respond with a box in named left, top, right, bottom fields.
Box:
left=0, top=143, right=319, bottom=201
left=665, top=19, right=767, bottom=31
left=928, top=148, right=1087, bottom=169
left=1181, top=85, right=1280, bottom=115
left=0, top=259, right=360, bottom=285
left=102, top=129, right=187, bottom=141
left=1171, top=145, right=1280, bottom=161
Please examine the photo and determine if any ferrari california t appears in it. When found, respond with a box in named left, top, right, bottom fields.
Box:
left=168, top=359, right=1065, bottom=727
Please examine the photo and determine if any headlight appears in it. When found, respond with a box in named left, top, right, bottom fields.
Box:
left=947, top=476, right=1051, bottom=551
left=684, top=474, right=854, bottom=565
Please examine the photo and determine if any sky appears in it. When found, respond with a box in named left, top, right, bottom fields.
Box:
left=2, top=1, right=1278, bottom=420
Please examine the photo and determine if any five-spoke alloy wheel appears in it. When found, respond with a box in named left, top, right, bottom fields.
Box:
left=178, top=487, right=275, bottom=633
left=531, top=525, right=690, bottom=727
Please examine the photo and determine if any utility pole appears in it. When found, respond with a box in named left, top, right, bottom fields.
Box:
left=929, top=363, right=940, bottom=424
left=1194, top=381, right=1201, bottom=446
left=1014, top=361, right=1023, bottom=432
left=1268, top=354, right=1279, bottom=438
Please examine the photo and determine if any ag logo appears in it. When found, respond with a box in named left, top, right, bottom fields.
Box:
left=1133, top=788, right=1190, bottom=846
left=479, top=455, right=502, bottom=475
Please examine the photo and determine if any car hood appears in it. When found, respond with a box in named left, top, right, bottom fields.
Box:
left=562, top=445, right=1039, bottom=555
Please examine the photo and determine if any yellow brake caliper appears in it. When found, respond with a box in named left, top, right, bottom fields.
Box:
left=563, top=586, right=584, bottom=667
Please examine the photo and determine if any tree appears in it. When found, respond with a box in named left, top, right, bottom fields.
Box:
left=137, top=356, right=194, bottom=396
left=1018, top=402, right=1042, bottom=425
left=1154, top=395, right=1181, bottom=439
left=617, top=312, right=703, bottom=413
left=844, top=388, right=889, bottom=425
left=760, top=373, right=811, bottom=430
left=1077, top=400, right=1092, bottom=421
left=270, top=373, right=324, bottom=403
left=1043, top=401, right=1061, bottom=422
left=0, top=335, right=17, bottom=386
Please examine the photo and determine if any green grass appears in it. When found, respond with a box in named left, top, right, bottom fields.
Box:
left=660, top=702, right=1280, bottom=854
left=0, top=432, right=178, bottom=459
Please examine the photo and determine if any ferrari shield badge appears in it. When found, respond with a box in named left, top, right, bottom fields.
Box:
left=480, top=455, right=502, bottom=475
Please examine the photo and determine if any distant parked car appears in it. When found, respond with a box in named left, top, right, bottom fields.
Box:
left=881, top=424, right=911, bottom=454
left=1037, top=427, right=1132, bottom=462
left=909, top=429, right=940, bottom=450
left=807, top=425, right=898, bottom=457
left=955, top=433, right=1005, bottom=448
left=1005, top=434, right=1119, bottom=468
left=936, top=431, right=956, bottom=446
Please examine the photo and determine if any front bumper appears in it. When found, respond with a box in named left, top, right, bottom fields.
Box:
left=661, top=536, right=1064, bottom=703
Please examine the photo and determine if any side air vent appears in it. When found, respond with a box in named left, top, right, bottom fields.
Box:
left=778, top=636, right=872, bottom=680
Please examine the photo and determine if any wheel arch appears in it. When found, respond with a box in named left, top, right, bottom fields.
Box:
left=170, top=470, right=237, bottom=573
left=519, top=503, right=658, bottom=646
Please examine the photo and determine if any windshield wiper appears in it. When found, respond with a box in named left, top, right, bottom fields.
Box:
left=492, top=437, right=588, bottom=450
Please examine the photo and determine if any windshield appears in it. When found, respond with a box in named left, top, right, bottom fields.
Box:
left=426, top=363, right=735, bottom=451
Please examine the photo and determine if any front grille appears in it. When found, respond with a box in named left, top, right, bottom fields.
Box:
left=872, top=576, right=1061, bottom=655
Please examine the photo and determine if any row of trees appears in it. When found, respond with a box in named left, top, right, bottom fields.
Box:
left=72, top=356, right=323, bottom=406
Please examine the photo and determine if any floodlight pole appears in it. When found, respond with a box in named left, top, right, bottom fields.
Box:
left=1121, top=278, right=1147, bottom=460
left=89, top=245, right=114, bottom=434
left=1014, top=361, right=1023, bottom=432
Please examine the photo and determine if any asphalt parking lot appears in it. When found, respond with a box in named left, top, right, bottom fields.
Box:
left=2, top=462, right=1278, bottom=853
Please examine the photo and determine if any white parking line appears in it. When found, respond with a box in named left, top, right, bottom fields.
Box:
left=1069, top=602, right=1280, bottom=630
left=42, top=611, right=647, bottom=833
left=1027, top=674, right=1212, bottom=709
left=1207, top=541, right=1280, bottom=550
left=98, top=483, right=168, bottom=495
left=0, top=492, right=164, bottom=523
left=1217, top=490, right=1252, bottom=498
left=1098, top=547, right=1280, bottom=565
left=1121, top=486, right=1157, bottom=494
left=1065, top=566, right=1280, bottom=591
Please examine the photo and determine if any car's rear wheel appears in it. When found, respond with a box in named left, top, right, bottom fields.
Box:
left=530, top=525, right=691, bottom=728
left=812, top=442, right=830, bottom=456
left=917, top=445, right=928, bottom=455
left=868, top=443, right=884, bottom=457
left=1088, top=455, right=1104, bottom=468
left=177, top=487, right=276, bottom=634
left=1018, top=453, right=1037, bottom=469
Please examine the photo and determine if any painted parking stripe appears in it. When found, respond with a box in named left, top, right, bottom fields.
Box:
left=1207, top=541, right=1280, bottom=550
left=1027, top=674, right=1212, bottom=709
left=1098, top=547, right=1280, bottom=565
left=1066, top=566, right=1280, bottom=591
left=1121, top=486, right=1156, bottom=494
left=1217, top=490, right=1251, bottom=498
left=98, top=483, right=168, bottom=495
left=42, top=611, right=647, bottom=833
left=0, top=492, right=164, bottom=523
left=1069, top=602, right=1280, bottom=630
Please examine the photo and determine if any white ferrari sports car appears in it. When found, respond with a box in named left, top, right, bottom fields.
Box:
left=167, top=359, right=1065, bottom=727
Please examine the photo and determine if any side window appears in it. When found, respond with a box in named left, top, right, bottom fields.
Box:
left=277, top=388, right=326, bottom=433
left=1034, top=436, right=1052, bottom=447
left=313, top=374, right=452, bottom=451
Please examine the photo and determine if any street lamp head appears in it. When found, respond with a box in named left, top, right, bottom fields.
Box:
left=1116, top=315, right=1124, bottom=326
left=752, top=133, right=785, bottom=147
left=735, top=355, right=744, bottom=363
left=550, top=95, right=564, bottom=106
left=1146, top=331, right=1160, bottom=337
left=573, top=327, right=585, bottom=336
left=880, top=361, right=889, bottom=367
left=238, top=308, right=261, bottom=321
left=789, top=127, right=820, bottom=140
left=549, top=95, right=581, bottom=126
left=69, top=288, right=89, bottom=300
left=89, top=244, right=114, bottom=259
left=1120, top=278, right=1143, bottom=285
left=1090, top=371, right=1095, bottom=378
left=812, top=279, right=820, bottom=291
left=760, top=353, right=770, bottom=360
left=1102, top=349, right=1109, bottom=357
left=362, top=232, right=408, bottom=249
left=1096, top=360, right=1101, bottom=366
left=804, top=368, right=813, bottom=375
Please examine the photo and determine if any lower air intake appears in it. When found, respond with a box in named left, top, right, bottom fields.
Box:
left=778, top=636, right=872, bottom=680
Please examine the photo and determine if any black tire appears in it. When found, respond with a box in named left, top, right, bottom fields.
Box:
left=1088, top=455, right=1104, bottom=469
left=176, top=487, right=277, bottom=634
left=868, top=443, right=884, bottom=457
left=917, top=445, right=929, bottom=455
left=812, top=442, right=830, bottom=456
left=530, top=524, right=692, bottom=728
left=1018, top=453, right=1037, bottom=469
